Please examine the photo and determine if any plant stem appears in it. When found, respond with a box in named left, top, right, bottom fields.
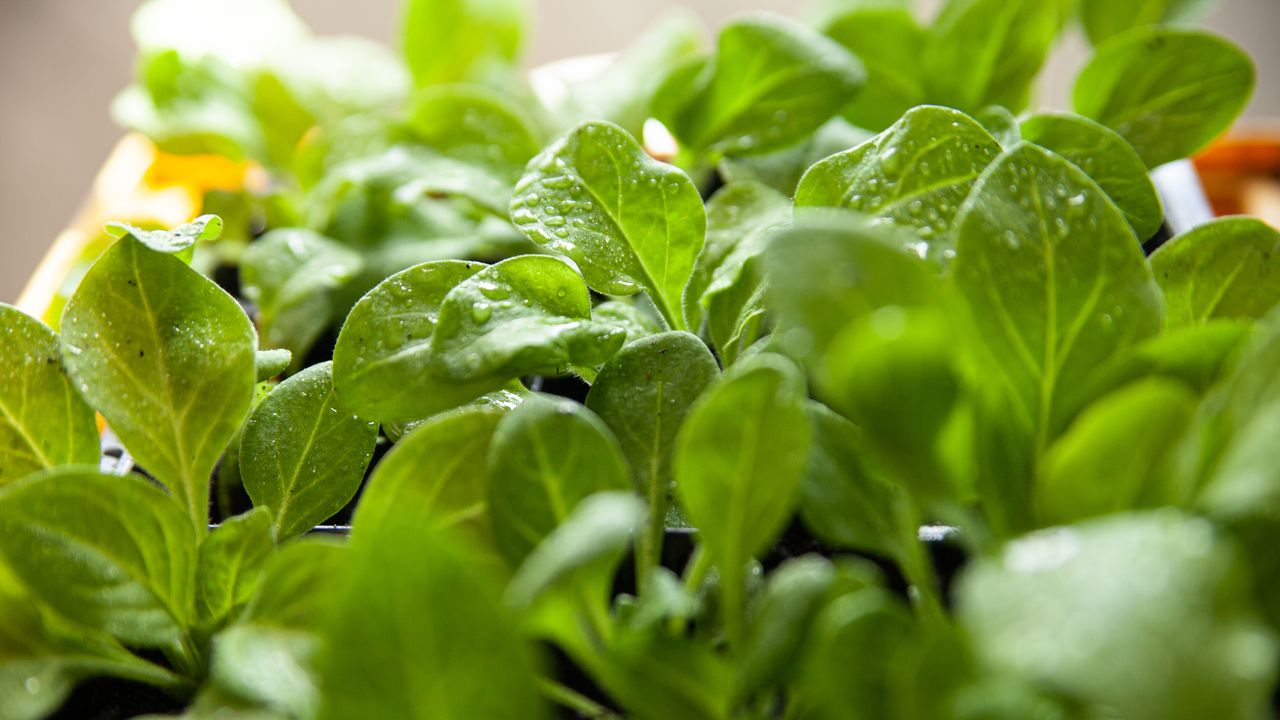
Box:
left=894, top=494, right=945, bottom=624
left=667, top=543, right=710, bottom=635
left=636, top=480, right=668, bottom=594
left=538, top=678, right=619, bottom=718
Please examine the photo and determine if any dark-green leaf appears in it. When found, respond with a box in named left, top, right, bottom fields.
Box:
left=1150, top=217, right=1280, bottom=328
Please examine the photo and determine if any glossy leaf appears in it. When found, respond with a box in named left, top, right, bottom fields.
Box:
left=105, top=214, right=223, bottom=255
left=952, top=142, right=1162, bottom=448
left=1021, top=111, right=1163, bottom=240
left=1150, top=217, right=1280, bottom=328
left=400, top=0, right=525, bottom=87
left=0, top=305, right=98, bottom=485
left=61, top=236, right=256, bottom=526
left=796, top=106, right=1002, bottom=246
left=822, top=4, right=926, bottom=131
left=0, top=469, right=196, bottom=647
left=240, top=362, right=378, bottom=539
left=486, top=395, right=631, bottom=565
left=1073, top=29, right=1255, bottom=168
left=196, top=507, right=274, bottom=628
left=510, top=121, right=705, bottom=330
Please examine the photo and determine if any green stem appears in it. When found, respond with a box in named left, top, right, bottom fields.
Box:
left=668, top=544, right=711, bottom=635
left=636, top=482, right=668, bottom=595
left=894, top=494, right=945, bottom=624
left=539, top=678, right=619, bottom=718
left=164, top=632, right=205, bottom=681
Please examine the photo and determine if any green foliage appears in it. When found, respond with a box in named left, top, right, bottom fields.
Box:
left=1151, top=217, right=1280, bottom=328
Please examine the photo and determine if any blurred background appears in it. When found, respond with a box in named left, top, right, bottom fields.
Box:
left=1, top=0, right=1276, bottom=302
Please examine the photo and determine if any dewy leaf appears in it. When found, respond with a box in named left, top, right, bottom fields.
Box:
left=400, top=0, right=525, bottom=87
left=0, top=305, right=98, bottom=485
left=1020, top=112, right=1163, bottom=240
left=241, top=229, right=363, bottom=359
left=332, top=260, right=486, bottom=422
left=0, top=469, right=196, bottom=647
left=61, top=236, right=257, bottom=527
left=353, top=405, right=504, bottom=542
left=405, top=83, right=541, bottom=179
left=951, top=143, right=1162, bottom=449
left=1035, top=379, right=1197, bottom=526
left=431, top=255, right=626, bottom=382
left=673, top=353, right=812, bottom=645
left=196, top=507, right=274, bottom=628
left=661, top=13, right=865, bottom=157
left=795, top=106, right=1002, bottom=246
left=958, top=511, right=1276, bottom=720
left=486, top=395, right=631, bottom=566
left=821, top=3, right=927, bottom=132
left=510, top=121, right=705, bottom=330
left=1080, top=0, right=1219, bottom=46
left=240, top=362, right=378, bottom=540
left=105, top=214, right=224, bottom=255
left=1073, top=28, right=1255, bottom=168
left=316, top=518, right=547, bottom=719
left=1150, top=217, right=1280, bottom=329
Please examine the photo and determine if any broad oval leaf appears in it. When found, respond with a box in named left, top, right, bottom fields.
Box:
left=822, top=4, right=927, bottom=132
left=0, top=305, right=98, bottom=485
left=332, top=260, right=486, bottom=422
left=196, top=507, right=274, bottom=628
left=244, top=538, right=348, bottom=630
left=406, top=83, right=541, bottom=179
left=662, top=13, right=865, bottom=157
left=795, top=106, right=1002, bottom=246
left=1080, top=0, right=1218, bottom=46
left=1073, top=29, right=1255, bottom=168
left=952, top=142, right=1162, bottom=446
left=1150, top=217, right=1280, bottom=329
left=241, top=362, right=379, bottom=540
left=1021, top=112, right=1163, bottom=240
left=61, top=236, right=256, bottom=526
left=353, top=405, right=504, bottom=542
left=510, top=120, right=705, bottom=329
left=400, top=0, right=525, bottom=87
left=486, top=395, right=631, bottom=566
left=0, top=469, right=197, bottom=647
left=431, top=255, right=626, bottom=382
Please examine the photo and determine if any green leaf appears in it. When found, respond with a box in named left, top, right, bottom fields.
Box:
left=61, top=236, right=257, bottom=527
left=406, top=83, right=541, bottom=179
left=673, top=353, right=812, bottom=646
left=254, top=349, right=291, bottom=382
left=0, top=469, right=196, bottom=647
left=431, top=255, right=626, bottom=383
left=739, top=555, right=835, bottom=696
left=951, top=142, right=1162, bottom=450
left=487, top=395, right=631, bottom=566
left=923, top=0, right=1060, bottom=113
left=1150, top=217, right=1280, bottom=328
left=400, top=0, right=525, bottom=87
left=243, top=538, right=347, bottom=630
left=1080, top=0, right=1219, bottom=46
left=105, top=214, right=223, bottom=255
left=600, top=624, right=735, bottom=720
left=795, top=106, right=1002, bottom=247
left=203, top=624, right=318, bottom=720
left=316, top=520, right=547, bottom=719
left=975, top=105, right=1021, bottom=147
left=958, top=511, right=1276, bottom=720
left=240, top=229, right=363, bottom=359
left=717, top=118, right=872, bottom=196
left=331, top=260, right=486, bottom=422
left=1035, top=379, right=1198, bottom=525
left=510, top=121, right=705, bottom=330
left=822, top=3, right=927, bottom=131
left=1083, top=318, right=1252, bottom=401
left=196, top=507, right=274, bottom=628
left=661, top=13, right=865, bottom=158
left=0, top=305, right=98, bottom=485
left=240, top=362, right=379, bottom=540
left=353, top=405, right=503, bottom=542
left=592, top=299, right=664, bottom=346
left=1020, top=112, right=1164, bottom=240
left=1073, top=29, right=1255, bottom=168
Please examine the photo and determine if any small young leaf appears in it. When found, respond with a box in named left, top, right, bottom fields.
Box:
left=104, top=214, right=224, bottom=255
left=405, top=83, right=541, bottom=179
left=0, top=469, right=196, bottom=647
left=717, top=118, right=872, bottom=196
left=1073, top=29, right=1254, bottom=168
left=1083, top=318, right=1251, bottom=402
left=431, top=255, right=626, bottom=382
left=1080, top=0, right=1219, bottom=46
left=400, top=0, right=525, bottom=87
left=0, top=305, right=98, bottom=485
left=739, top=555, right=835, bottom=696
left=661, top=13, right=865, bottom=157
left=253, top=349, right=292, bottom=381
left=241, top=362, right=378, bottom=540
left=1150, top=217, right=1280, bottom=328
left=241, top=229, right=363, bottom=359
left=243, top=538, right=348, bottom=630
left=795, top=106, right=1002, bottom=245
left=203, top=624, right=319, bottom=719
left=487, top=395, right=631, bottom=566
left=196, top=507, right=274, bottom=628
left=61, top=236, right=256, bottom=526
left=976, top=105, right=1021, bottom=147
left=822, top=3, right=927, bottom=131
left=1021, top=112, right=1164, bottom=240
left=332, top=260, right=486, bottom=422
left=510, top=121, right=705, bottom=330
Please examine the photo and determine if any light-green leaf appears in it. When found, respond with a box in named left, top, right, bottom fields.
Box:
left=105, top=214, right=223, bottom=255
left=822, top=3, right=927, bottom=131
left=510, top=121, right=705, bottom=330
left=1073, top=28, right=1255, bottom=168
left=61, top=236, right=256, bottom=527
left=795, top=106, right=1002, bottom=247
left=1150, top=217, right=1280, bottom=328
left=486, top=395, right=631, bottom=566
left=1080, top=0, right=1219, bottom=46
left=0, top=305, right=98, bottom=485
left=196, top=507, right=274, bottom=628
left=400, top=0, right=525, bottom=87
left=405, top=83, right=541, bottom=179
left=240, top=362, right=378, bottom=540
